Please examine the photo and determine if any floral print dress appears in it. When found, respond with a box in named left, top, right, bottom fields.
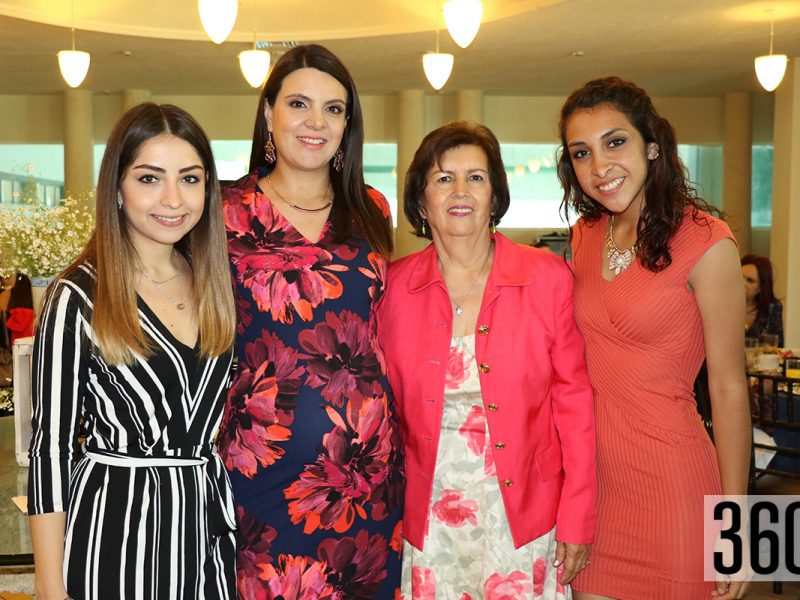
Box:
left=401, top=334, right=569, bottom=600
left=217, top=170, right=404, bottom=599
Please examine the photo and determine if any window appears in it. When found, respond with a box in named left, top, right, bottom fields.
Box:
left=0, top=145, right=64, bottom=206
left=751, top=145, right=773, bottom=227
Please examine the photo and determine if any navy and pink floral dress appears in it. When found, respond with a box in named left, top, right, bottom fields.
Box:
left=217, top=170, right=404, bottom=599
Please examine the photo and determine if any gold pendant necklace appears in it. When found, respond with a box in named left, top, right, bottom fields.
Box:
left=140, top=253, right=187, bottom=310
left=606, top=214, right=637, bottom=276
left=451, top=248, right=492, bottom=316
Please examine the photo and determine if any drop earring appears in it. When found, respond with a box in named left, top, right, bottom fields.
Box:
left=117, top=193, right=123, bottom=210
left=333, top=148, right=344, bottom=172
left=264, top=131, right=277, bottom=164
left=421, top=219, right=427, bottom=236
left=490, top=219, right=497, bottom=234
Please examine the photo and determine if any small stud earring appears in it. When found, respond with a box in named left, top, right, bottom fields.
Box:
left=117, top=193, right=123, bottom=210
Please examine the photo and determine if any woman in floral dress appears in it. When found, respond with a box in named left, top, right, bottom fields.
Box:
left=378, top=122, right=596, bottom=599
left=217, top=44, right=403, bottom=599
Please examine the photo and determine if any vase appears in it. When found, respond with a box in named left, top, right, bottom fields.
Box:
left=30, top=276, right=54, bottom=317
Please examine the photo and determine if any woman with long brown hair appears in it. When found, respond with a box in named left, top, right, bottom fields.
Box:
left=558, top=77, right=751, bottom=600
left=217, top=44, right=403, bottom=598
left=28, top=103, right=237, bottom=599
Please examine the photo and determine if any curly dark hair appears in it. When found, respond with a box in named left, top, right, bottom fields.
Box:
left=557, top=76, right=721, bottom=271
left=404, top=121, right=510, bottom=240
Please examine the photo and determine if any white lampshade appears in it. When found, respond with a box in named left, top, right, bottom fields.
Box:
left=57, top=50, right=90, bottom=88
left=239, top=49, right=271, bottom=87
left=443, top=0, right=482, bottom=48
left=198, top=0, right=238, bottom=44
left=422, top=52, right=454, bottom=90
left=754, top=54, right=788, bottom=92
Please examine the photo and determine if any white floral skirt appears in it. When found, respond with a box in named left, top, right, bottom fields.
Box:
left=400, top=334, right=569, bottom=600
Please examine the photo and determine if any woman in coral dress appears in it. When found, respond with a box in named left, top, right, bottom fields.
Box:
left=558, top=77, right=751, bottom=600
left=217, top=45, right=403, bottom=599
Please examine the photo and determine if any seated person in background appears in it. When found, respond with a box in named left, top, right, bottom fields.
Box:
left=5, top=272, right=34, bottom=345
left=742, top=254, right=783, bottom=347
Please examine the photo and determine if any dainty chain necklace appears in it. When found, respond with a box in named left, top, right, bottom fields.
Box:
left=140, top=255, right=187, bottom=310
left=606, top=214, right=637, bottom=276
left=450, top=248, right=493, bottom=316
left=267, top=174, right=333, bottom=213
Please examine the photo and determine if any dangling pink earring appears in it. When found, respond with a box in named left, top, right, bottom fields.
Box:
left=264, top=131, right=277, bottom=164
left=333, top=148, right=344, bottom=172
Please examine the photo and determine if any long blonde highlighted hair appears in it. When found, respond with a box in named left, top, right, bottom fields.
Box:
left=59, top=103, right=235, bottom=364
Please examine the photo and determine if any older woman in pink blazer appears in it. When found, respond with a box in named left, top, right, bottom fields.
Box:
left=378, top=121, right=596, bottom=599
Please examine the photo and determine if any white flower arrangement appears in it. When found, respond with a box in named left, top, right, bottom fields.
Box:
left=0, top=194, right=95, bottom=279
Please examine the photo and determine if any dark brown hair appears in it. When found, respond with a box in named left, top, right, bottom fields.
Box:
left=248, top=44, right=392, bottom=256
left=58, top=103, right=235, bottom=364
left=8, top=273, right=32, bottom=311
left=404, top=121, right=510, bottom=240
left=741, top=254, right=779, bottom=315
left=557, top=76, right=720, bottom=271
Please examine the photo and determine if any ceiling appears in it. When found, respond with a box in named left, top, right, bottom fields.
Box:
left=1, top=0, right=800, bottom=97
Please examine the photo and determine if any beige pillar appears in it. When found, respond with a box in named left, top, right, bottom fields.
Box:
left=722, top=92, right=752, bottom=254
left=456, top=89, right=483, bottom=123
left=63, top=89, right=94, bottom=202
left=770, top=57, right=800, bottom=346
left=395, top=89, right=428, bottom=258
left=122, top=89, right=151, bottom=111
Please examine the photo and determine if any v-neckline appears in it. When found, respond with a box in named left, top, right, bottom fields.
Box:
left=255, top=179, right=331, bottom=245
left=136, top=295, right=199, bottom=353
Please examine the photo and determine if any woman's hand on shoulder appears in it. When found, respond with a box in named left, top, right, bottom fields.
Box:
left=553, top=541, right=591, bottom=585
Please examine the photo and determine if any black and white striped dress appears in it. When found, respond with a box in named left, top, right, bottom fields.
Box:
left=28, top=264, right=237, bottom=599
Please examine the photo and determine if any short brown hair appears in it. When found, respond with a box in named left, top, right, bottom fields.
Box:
left=404, top=121, right=510, bottom=240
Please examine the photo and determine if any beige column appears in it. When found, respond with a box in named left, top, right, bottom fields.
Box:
left=63, top=89, right=94, bottom=202
left=722, top=92, right=753, bottom=254
left=122, top=89, right=151, bottom=111
left=395, top=89, right=428, bottom=258
left=770, top=57, right=800, bottom=347
left=456, top=89, right=483, bottom=123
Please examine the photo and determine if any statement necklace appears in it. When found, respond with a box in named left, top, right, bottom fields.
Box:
left=267, top=174, right=333, bottom=213
left=451, top=249, right=492, bottom=316
left=140, top=257, right=186, bottom=310
left=605, top=214, right=637, bottom=276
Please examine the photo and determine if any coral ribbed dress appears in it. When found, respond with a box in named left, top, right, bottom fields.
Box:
left=570, top=209, right=734, bottom=599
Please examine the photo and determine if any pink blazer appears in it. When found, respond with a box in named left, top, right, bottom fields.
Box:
left=377, top=233, right=596, bottom=550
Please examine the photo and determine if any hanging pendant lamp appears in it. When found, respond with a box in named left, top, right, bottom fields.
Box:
left=57, top=1, right=90, bottom=88
left=238, top=2, right=270, bottom=88
left=443, top=0, right=483, bottom=48
left=754, top=11, right=787, bottom=92
left=198, top=0, right=238, bottom=44
left=422, top=0, right=454, bottom=90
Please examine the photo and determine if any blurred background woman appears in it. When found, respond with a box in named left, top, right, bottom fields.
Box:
left=379, top=121, right=595, bottom=599
left=28, top=103, right=237, bottom=599
left=217, top=44, right=403, bottom=598
left=558, top=77, right=750, bottom=600
left=4, top=272, right=33, bottom=345
left=741, top=254, right=783, bottom=347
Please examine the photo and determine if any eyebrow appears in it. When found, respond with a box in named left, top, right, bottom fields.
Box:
left=567, top=127, right=627, bottom=148
left=285, top=93, right=346, bottom=105
left=131, top=164, right=203, bottom=173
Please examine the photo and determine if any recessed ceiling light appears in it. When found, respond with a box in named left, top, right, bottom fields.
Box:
left=571, top=50, right=585, bottom=57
